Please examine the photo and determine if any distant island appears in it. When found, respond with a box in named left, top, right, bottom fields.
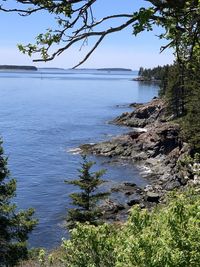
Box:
left=0, top=65, right=37, bottom=71
left=38, top=67, right=65, bottom=70
left=97, top=68, right=132, bottom=71
left=0, top=66, right=133, bottom=72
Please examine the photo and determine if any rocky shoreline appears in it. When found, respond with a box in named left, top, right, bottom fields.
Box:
left=79, top=98, right=198, bottom=221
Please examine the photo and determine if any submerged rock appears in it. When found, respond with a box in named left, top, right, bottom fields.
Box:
left=111, top=182, right=137, bottom=194
left=145, top=192, right=160, bottom=203
left=127, top=194, right=141, bottom=206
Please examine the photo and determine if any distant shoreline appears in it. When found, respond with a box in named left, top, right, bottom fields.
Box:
left=0, top=65, right=135, bottom=72
left=132, top=77, right=161, bottom=82
left=0, top=65, right=37, bottom=71
left=97, top=68, right=132, bottom=71
left=38, top=67, right=65, bottom=70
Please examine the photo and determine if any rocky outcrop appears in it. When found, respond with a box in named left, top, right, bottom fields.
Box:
left=111, top=98, right=166, bottom=127
left=80, top=99, right=182, bottom=183
left=79, top=98, right=196, bottom=220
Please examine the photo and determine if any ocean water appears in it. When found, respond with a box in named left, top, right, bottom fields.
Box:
left=0, top=69, right=159, bottom=248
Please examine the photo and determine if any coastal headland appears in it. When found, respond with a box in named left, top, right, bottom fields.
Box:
left=80, top=98, right=199, bottom=221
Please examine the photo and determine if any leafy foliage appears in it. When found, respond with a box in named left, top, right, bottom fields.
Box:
left=65, top=156, right=110, bottom=229
left=60, top=189, right=200, bottom=266
left=0, top=139, right=37, bottom=266
left=1, top=1, right=198, bottom=67
left=32, top=188, right=200, bottom=267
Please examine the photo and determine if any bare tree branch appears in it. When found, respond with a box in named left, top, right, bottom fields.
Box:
left=0, top=0, right=177, bottom=68
left=33, top=16, right=137, bottom=66
left=72, top=34, right=105, bottom=69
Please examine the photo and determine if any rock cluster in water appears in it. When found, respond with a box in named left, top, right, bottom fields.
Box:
left=80, top=98, right=199, bottom=221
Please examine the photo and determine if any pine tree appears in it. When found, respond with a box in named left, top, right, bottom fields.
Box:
left=65, top=155, right=110, bottom=229
left=0, top=139, right=37, bottom=267
left=138, top=67, right=144, bottom=76
left=182, top=54, right=200, bottom=152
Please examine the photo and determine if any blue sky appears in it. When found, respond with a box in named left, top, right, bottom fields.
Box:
left=0, top=0, right=174, bottom=69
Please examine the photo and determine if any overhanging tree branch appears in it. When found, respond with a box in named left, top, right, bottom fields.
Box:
left=1, top=0, right=161, bottom=67
left=1, top=0, right=199, bottom=68
left=33, top=16, right=138, bottom=65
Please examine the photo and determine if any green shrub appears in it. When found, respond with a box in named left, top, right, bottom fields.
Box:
left=60, top=188, right=200, bottom=267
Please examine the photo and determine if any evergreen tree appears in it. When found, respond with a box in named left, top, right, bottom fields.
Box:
left=138, top=67, right=144, bottom=76
left=164, top=64, right=185, bottom=118
left=182, top=52, right=200, bottom=152
left=138, top=64, right=172, bottom=83
left=0, top=139, right=37, bottom=267
left=65, top=155, right=110, bottom=229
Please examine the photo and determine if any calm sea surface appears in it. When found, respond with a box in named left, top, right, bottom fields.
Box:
left=0, top=69, right=159, bottom=248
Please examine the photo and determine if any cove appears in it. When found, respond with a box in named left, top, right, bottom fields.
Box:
left=0, top=69, right=159, bottom=248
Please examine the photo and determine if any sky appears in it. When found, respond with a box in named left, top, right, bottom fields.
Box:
left=0, top=0, right=175, bottom=70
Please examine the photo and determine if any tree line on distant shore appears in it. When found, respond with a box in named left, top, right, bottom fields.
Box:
left=0, top=65, right=37, bottom=71
left=138, top=65, right=171, bottom=82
